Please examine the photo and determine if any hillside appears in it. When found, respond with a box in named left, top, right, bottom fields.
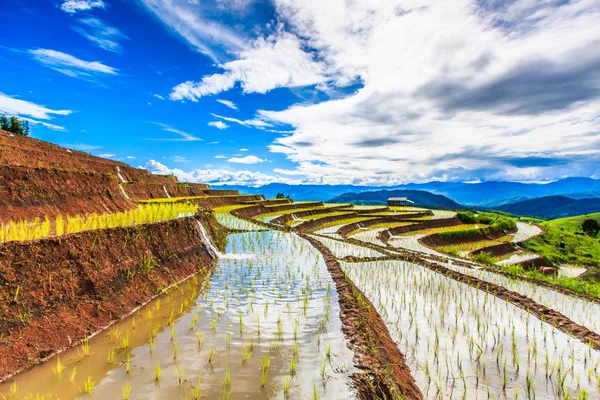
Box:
left=328, top=189, right=461, bottom=208
left=496, top=196, right=600, bottom=219
left=522, top=212, right=600, bottom=269
left=0, top=130, right=240, bottom=221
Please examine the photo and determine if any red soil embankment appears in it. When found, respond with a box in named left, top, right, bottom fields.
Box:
left=378, top=216, right=462, bottom=244
left=0, top=210, right=227, bottom=381
left=270, top=204, right=354, bottom=225
left=294, top=211, right=393, bottom=233
left=337, top=211, right=433, bottom=238
left=0, top=166, right=134, bottom=223
left=299, top=233, right=422, bottom=399
left=419, top=226, right=516, bottom=248
left=470, top=242, right=518, bottom=257
left=231, top=201, right=324, bottom=219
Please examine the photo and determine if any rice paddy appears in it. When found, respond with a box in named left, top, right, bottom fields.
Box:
left=0, top=217, right=355, bottom=399
left=0, top=203, right=197, bottom=243
left=4, top=201, right=599, bottom=399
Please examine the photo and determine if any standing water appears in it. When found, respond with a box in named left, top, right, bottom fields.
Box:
left=0, top=222, right=356, bottom=399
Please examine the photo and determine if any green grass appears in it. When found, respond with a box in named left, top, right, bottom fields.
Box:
left=544, top=212, right=600, bottom=233
left=521, top=219, right=600, bottom=268
left=503, top=264, right=600, bottom=298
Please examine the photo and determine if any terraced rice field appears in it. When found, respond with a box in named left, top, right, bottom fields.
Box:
left=4, top=201, right=598, bottom=399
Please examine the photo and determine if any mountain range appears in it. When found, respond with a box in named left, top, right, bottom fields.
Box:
left=220, top=177, right=600, bottom=207
left=496, top=196, right=600, bottom=219
left=328, top=190, right=461, bottom=209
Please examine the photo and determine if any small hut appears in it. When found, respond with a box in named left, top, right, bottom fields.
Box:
left=387, top=197, right=414, bottom=206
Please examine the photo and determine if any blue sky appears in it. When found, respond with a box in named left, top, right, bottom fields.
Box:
left=1, top=0, right=599, bottom=186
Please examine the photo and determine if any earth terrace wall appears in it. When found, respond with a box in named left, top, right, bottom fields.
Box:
left=271, top=204, right=354, bottom=226
left=231, top=201, right=324, bottom=219
left=0, top=166, right=134, bottom=223
left=0, top=210, right=227, bottom=380
left=337, top=211, right=434, bottom=238
left=419, top=226, right=517, bottom=248
left=471, top=242, right=518, bottom=257
left=294, top=211, right=392, bottom=233
left=378, top=216, right=463, bottom=244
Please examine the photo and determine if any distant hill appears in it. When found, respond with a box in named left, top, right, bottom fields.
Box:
left=327, top=190, right=462, bottom=209
left=218, top=177, right=600, bottom=207
left=496, top=196, right=600, bottom=219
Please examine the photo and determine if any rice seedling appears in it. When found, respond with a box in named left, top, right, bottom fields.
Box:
left=82, top=376, right=95, bottom=394
left=125, top=354, right=131, bottom=374
left=122, top=382, right=131, bottom=400
left=52, top=357, right=65, bottom=377
left=69, top=367, right=76, bottom=383
left=283, top=375, right=291, bottom=397
left=120, top=333, right=130, bottom=349
left=106, top=348, right=117, bottom=364
left=79, top=338, right=91, bottom=358
left=154, top=362, right=161, bottom=381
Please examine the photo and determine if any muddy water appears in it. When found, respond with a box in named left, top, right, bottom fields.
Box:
left=0, top=230, right=356, bottom=399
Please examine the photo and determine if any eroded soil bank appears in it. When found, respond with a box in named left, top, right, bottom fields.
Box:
left=0, top=210, right=227, bottom=381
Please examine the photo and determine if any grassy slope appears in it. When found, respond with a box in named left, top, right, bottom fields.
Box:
left=522, top=213, right=600, bottom=271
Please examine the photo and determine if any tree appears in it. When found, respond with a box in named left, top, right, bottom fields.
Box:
left=8, top=116, right=23, bottom=135
left=276, top=192, right=285, bottom=199
left=582, top=219, right=600, bottom=238
left=0, top=114, right=9, bottom=131
left=23, top=120, right=30, bottom=137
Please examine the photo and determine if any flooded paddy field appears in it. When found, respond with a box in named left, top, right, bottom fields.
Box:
left=0, top=225, right=356, bottom=399
left=342, top=259, right=600, bottom=399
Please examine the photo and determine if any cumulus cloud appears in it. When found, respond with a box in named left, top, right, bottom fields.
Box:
left=60, top=0, right=105, bottom=14
left=208, top=121, right=229, bottom=130
left=0, top=93, right=72, bottom=131
left=227, top=155, right=266, bottom=164
left=159, top=0, right=600, bottom=183
left=73, top=18, right=128, bottom=53
left=29, top=48, right=118, bottom=79
left=170, top=30, right=326, bottom=101
left=143, top=159, right=299, bottom=186
left=216, top=99, right=238, bottom=110
left=256, top=0, right=600, bottom=183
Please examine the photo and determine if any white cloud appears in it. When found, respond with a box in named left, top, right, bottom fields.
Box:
left=211, top=113, right=271, bottom=129
left=0, top=93, right=72, bottom=131
left=172, top=156, right=190, bottom=162
left=214, top=155, right=227, bottom=159
left=97, top=153, right=116, bottom=158
left=216, top=99, right=238, bottom=110
left=74, top=18, right=128, bottom=53
left=208, top=141, right=220, bottom=144
left=170, top=30, right=327, bottom=101
left=153, top=0, right=600, bottom=183
left=227, top=155, right=266, bottom=164
left=143, top=159, right=299, bottom=186
left=208, top=121, right=229, bottom=130
left=153, top=94, right=165, bottom=100
left=136, top=0, right=247, bottom=62
left=29, top=49, right=118, bottom=79
left=252, top=0, right=600, bottom=184
left=151, top=122, right=202, bottom=141
left=126, top=156, right=136, bottom=159
left=239, top=148, right=248, bottom=151
left=60, top=0, right=105, bottom=14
